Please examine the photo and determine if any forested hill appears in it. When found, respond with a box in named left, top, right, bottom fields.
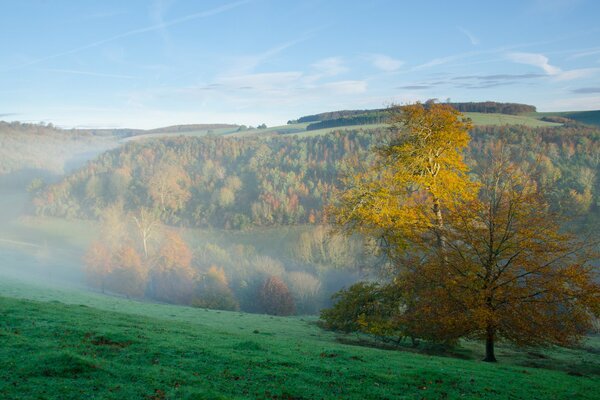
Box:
left=294, top=102, right=536, bottom=123
left=33, top=123, right=600, bottom=232
left=293, top=102, right=539, bottom=131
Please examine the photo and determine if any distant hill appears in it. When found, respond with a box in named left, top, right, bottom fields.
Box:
left=537, top=110, right=600, bottom=128
left=293, top=102, right=539, bottom=131
left=0, top=121, right=118, bottom=176
left=147, top=124, right=239, bottom=134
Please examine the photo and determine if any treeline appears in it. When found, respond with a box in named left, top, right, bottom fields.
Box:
left=306, top=111, right=388, bottom=131
left=293, top=102, right=537, bottom=125
left=294, top=109, right=385, bottom=123
left=33, top=124, right=599, bottom=231
left=448, top=101, right=536, bottom=114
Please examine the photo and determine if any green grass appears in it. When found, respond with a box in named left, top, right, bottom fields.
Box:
left=463, top=113, right=561, bottom=127
left=0, top=277, right=599, bottom=399
left=535, top=110, right=600, bottom=127
left=122, top=127, right=241, bottom=142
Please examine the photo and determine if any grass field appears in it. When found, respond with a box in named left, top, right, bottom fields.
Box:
left=535, top=110, right=600, bottom=127
left=1, top=276, right=599, bottom=400
left=463, top=112, right=560, bottom=127
left=126, top=111, right=565, bottom=142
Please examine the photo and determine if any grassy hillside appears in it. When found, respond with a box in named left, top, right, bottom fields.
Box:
left=463, top=112, right=560, bottom=127
left=536, top=110, right=600, bottom=127
left=0, top=278, right=599, bottom=400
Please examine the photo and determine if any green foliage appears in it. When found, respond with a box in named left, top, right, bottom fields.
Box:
left=193, top=266, right=240, bottom=311
left=320, top=282, right=404, bottom=340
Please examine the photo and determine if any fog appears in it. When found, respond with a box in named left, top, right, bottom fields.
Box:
left=0, top=125, right=369, bottom=316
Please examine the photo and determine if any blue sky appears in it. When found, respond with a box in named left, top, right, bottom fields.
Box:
left=1, top=0, right=600, bottom=128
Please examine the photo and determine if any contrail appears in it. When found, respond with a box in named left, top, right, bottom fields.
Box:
left=3, top=0, right=251, bottom=71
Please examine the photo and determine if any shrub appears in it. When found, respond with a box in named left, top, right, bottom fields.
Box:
left=320, top=282, right=405, bottom=341
left=259, top=276, right=295, bottom=316
left=193, top=266, right=239, bottom=311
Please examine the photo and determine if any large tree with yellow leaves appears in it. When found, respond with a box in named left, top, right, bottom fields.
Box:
left=332, top=102, right=474, bottom=261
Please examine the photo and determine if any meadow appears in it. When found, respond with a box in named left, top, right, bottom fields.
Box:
left=1, top=276, right=599, bottom=400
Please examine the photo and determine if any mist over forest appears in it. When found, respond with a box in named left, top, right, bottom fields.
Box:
left=0, top=106, right=598, bottom=317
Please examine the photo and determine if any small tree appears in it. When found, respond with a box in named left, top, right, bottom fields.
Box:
left=83, top=241, right=112, bottom=293
left=147, top=231, right=196, bottom=304
left=259, top=276, right=295, bottom=316
left=193, top=266, right=239, bottom=311
left=107, top=245, right=147, bottom=298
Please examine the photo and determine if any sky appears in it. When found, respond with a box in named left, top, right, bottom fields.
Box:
left=1, top=0, right=600, bottom=128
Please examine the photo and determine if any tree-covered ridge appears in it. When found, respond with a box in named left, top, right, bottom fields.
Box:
left=294, top=102, right=537, bottom=125
left=33, top=131, right=376, bottom=227
left=33, top=124, right=599, bottom=230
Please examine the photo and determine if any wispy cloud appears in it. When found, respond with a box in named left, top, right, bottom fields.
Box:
left=507, top=52, right=599, bottom=81
left=322, top=80, right=367, bottom=94
left=415, top=54, right=466, bottom=70
left=4, top=0, right=251, bottom=71
left=458, top=26, right=480, bottom=45
left=224, top=37, right=307, bottom=75
left=218, top=71, right=304, bottom=91
left=39, top=68, right=139, bottom=80
left=554, top=68, right=599, bottom=81
left=571, top=87, right=600, bottom=94
left=368, top=54, right=404, bottom=72
left=398, top=85, right=430, bottom=90
left=310, top=57, right=347, bottom=78
left=568, top=47, right=600, bottom=60
left=507, top=52, right=561, bottom=75
left=452, top=73, right=544, bottom=81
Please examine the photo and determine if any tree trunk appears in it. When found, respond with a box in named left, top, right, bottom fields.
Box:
left=432, top=195, right=447, bottom=262
left=484, top=326, right=497, bottom=362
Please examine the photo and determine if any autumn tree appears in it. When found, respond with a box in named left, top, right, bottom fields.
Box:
left=147, top=230, right=196, bottom=304
left=332, top=102, right=474, bottom=261
left=327, top=104, right=600, bottom=361
left=107, top=244, right=147, bottom=298
left=398, top=157, right=600, bottom=361
left=83, top=241, right=113, bottom=293
left=259, top=276, right=295, bottom=316
left=193, top=265, right=239, bottom=311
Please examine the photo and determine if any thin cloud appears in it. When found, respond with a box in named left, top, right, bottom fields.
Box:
left=398, top=85, right=430, bottom=90
left=507, top=52, right=561, bottom=75
left=369, top=54, right=404, bottom=72
left=4, top=0, right=251, bottom=71
left=567, top=47, right=600, bottom=60
left=452, top=73, right=544, bottom=81
left=40, top=68, right=139, bottom=80
left=322, top=80, right=367, bottom=94
left=458, top=26, right=480, bottom=45
left=554, top=68, right=599, bottom=81
left=225, top=37, right=308, bottom=75
left=310, top=57, right=348, bottom=78
left=572, top=87, right=600, bottom=94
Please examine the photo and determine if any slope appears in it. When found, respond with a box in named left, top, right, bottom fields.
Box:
left=0, top=278, right=598, bottom=400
